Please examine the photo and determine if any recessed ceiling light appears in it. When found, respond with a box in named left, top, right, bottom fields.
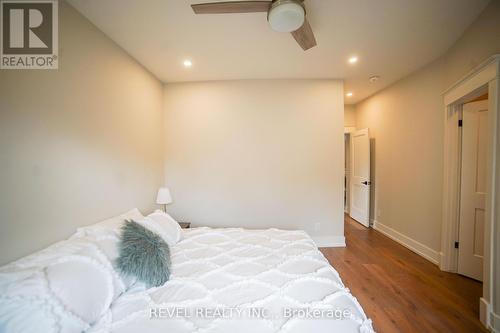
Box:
left=348, top=56, right=358, bottom=64
left=346, top=92, right=353, bottom=97
left=183, top=59, right=192, bottom=68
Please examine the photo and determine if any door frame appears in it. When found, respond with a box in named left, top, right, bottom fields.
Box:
left=441, top=54, right=500, bottom=330
left=344, top=127, right=356, bottom=214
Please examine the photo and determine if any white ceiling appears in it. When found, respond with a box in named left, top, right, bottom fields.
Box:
left=67, top=0, right=489, bottom=104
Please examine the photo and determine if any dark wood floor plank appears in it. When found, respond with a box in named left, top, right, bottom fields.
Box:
left=320, top=215, right=487, bottom=333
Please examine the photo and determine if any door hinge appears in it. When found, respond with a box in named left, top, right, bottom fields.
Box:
left=454, top=241, right=459, bottom=249
left=458, top=119, right=463, bottom=127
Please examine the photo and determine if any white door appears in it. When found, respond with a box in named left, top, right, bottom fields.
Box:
left=349, top=128, right=371, bottom=227
left=458, top=100, right=488, bottom=281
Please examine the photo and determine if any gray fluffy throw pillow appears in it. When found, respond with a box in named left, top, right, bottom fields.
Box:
left=117, top=220, right=171, bottom=287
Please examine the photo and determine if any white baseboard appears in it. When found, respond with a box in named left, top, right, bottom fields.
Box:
left=372, top=220, right=440, bottom=266
left=480, top=297, right=490, bottom=329
left=312, top=236, right=346, bottom=248
left=491, top=311, right=500, bottom=333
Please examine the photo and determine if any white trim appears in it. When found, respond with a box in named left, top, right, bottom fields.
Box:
left=344, top=170, right=351, bottom=214
left=344, top=126, right=356, bottom=134
left=491, top=311, right=500, bottom=333
left=480, top=297, right=491, bottom=329
left=373, top=220, right=440, bottom=266
left=443, top=55, right=500, bottom=101
left=491, top=76, right=500, bottom=333
left=312, top=236, right=346, bottom=248
left=439, top=252, right=447, bottom=269
left=440, top=103, right=462, bottom=272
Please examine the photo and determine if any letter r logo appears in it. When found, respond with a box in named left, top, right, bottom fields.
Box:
left=2, top=1, right=53, bottom=54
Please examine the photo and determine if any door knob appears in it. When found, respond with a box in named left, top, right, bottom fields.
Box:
left=362, top=181, right=371, bottom=185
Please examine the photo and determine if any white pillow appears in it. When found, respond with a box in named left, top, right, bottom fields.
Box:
left=0, top=240, right=119, bottom=333
left=45, top=257, right=113, bottom=324
left=77, top=208, right=144, bottom=236
left=137, top=211, right=182, bottom=246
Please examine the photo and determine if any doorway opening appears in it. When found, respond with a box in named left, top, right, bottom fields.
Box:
left=345, top=132, right=351, bottom=214
left=441, top=55, right=499, bottom=330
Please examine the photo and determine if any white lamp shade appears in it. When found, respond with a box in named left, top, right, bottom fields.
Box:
left=156, top=187, right=172, bottom=205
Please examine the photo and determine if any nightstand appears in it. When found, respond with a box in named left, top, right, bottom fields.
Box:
left=179, top=222, right=191, bottom=229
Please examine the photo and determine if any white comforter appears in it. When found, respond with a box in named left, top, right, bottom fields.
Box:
left=89, top=227, right=374, bottom=333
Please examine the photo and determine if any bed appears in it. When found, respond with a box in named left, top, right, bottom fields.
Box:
left=0, top=210, right=374, bottom=333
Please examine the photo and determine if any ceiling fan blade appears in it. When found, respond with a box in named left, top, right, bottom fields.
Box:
left=191, top=1, right=271, bottom=14
left=291, top=18, right=317, bottom=51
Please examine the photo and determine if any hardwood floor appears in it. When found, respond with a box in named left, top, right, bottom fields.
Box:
left=320, top=215, right=487, bottom=333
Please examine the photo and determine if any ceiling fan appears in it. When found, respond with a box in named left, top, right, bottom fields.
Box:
left=191, top=0, right=317, bottom=51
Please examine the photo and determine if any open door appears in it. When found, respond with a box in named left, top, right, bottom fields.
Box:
left=349, top=128, right=371, bottom=227
left=458, top=100, right=488, bottom=281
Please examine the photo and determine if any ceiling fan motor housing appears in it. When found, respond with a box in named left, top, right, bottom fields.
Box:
left=268, top=0, right=306, bottom=32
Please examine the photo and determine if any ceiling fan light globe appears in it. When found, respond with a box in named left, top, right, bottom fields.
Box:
left=268, top=2, right=305, bottom=33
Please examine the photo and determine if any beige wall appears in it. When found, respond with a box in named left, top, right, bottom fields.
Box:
left=163, top=80, right=345, bottom=244
left=355, top=59, right=445, bottom=251
left=354, top=0, right=500, bottom=254
left=0, top=1, right=164, bottom=265
left=344, top=104, right=356, bottom=127
left=444, top=0, right=500, bottom=88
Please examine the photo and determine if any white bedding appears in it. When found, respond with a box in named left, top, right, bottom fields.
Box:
left=0, top=226, right=374, bottom=333
left=90, top=227, right=374, bottom=333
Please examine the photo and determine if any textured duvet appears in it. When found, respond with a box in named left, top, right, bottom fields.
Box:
left=0, top=227, right=374, bottom=333
left=90, top=227, right=374, bottom=333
